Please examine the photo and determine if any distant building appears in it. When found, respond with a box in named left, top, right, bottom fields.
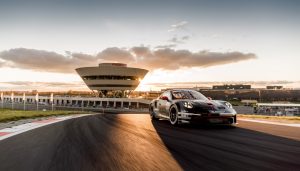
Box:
left=76, top=63, right=148, bottom=97
left=266, top=86, right=283, bottom=90
left=201, top=89, right=300, bottom=102
left=161, top=87, right=199, bottom=92
left=212, top=84, right=251, bottom=90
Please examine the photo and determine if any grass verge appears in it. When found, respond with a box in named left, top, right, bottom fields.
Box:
left=238, top=114, right=300, bottom=124
left=0, top=109, right=90, bottom=122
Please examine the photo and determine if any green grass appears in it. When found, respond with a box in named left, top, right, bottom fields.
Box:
left=238, top=114, right=300, bottom=123
left=0, top=109, right=90, bottom=122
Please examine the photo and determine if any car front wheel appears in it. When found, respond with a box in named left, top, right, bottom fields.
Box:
left=169, top=105, right=179, bottom=125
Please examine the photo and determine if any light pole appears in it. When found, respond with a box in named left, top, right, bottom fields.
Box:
left=81, top=100, right=84, bottom=112
left=35, top=93, right=39, bottom=111
left=23, top=93, right=26, bottom=111
left=11, top=92, right=14, bottom=110
left=1, top=92, right=3, bottom=109
left=50, top=93, right=54, bottom=111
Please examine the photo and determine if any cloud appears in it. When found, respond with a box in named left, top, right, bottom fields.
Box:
left=0, top=48, right=97, bottom=73
left=165, top=21, right=190, bottom=47
left=130, top=46, right=150, bottom=57
left=1, top=81, right=83, bottom=87
left=154, top=44, right=177, bottom=49
left=168, top=21, right=188, bottom=32
left=181, top=35, right=190, bottom=41
left=169, top=37, right=181, bottom=43
left=0, top=47, right=257, bottom=73
left=168, top=35, right=190, bottom=44
left=96, top=47, right=133, bottom=63
left=129, top=48, right=257, bottom=70
left=0, top=81, right=87, bottom=91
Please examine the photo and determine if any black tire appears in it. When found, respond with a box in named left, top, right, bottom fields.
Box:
left=149, top=106, right=159, bottom=120
left=169, top=105, right=179, bottom=125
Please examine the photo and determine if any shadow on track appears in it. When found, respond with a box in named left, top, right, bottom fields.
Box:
left=151, top=119, right=300, bottom=171
left=0, top=114, right=121, bottom=171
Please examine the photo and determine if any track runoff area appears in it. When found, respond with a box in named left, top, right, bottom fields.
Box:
left=0, top=113, right=299, bottom=170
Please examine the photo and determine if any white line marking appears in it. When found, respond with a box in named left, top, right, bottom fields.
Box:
left=239, top=118, right=300, bottom=128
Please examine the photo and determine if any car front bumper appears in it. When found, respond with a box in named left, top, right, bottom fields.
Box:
left=178, top=112, right=237, bottom=124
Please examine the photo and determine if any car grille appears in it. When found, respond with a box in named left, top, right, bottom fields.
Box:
left=201, top=113, right=220, bottom=117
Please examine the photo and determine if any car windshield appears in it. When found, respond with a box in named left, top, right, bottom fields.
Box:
left=171, top=90, right=208, bottom=100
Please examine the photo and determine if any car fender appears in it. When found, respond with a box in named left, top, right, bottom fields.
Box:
left=174, top=101, right=183, bottom=112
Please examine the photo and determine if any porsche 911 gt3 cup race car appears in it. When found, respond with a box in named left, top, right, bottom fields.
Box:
left=149, top=89, right=237, bottom=126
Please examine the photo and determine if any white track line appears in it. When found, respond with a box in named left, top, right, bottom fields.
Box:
left=239, top=118, right=300, bottom=128
left=0, top=114, right=92, bottom=141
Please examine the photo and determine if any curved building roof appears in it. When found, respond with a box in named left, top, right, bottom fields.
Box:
left=76, top=63, right=148, bottom=91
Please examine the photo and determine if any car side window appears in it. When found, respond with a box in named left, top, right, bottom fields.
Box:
left=172, top=91, right=189, bottom=99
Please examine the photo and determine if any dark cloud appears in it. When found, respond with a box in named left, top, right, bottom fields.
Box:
left=0, top=47, right=257, bottom=73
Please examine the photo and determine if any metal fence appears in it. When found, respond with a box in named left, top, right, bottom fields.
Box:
left=0, top=102, right=149, bottom=114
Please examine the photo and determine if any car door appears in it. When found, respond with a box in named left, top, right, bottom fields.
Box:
left=159, top=91, right=172, bottom=116
left=158, top=96, right=166, bottom=115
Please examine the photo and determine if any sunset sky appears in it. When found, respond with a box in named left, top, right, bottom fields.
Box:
left=0, top=0, right=299, bottom=91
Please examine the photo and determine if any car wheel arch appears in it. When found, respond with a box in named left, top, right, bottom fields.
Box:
left=173, top=102, right=182, bottom=112
left=149, top=103, right=159, bottom=120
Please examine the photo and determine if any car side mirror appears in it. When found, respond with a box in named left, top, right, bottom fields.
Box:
left=207, top=97, right=212, bottom=100
left=160, top=96, right=169, bottom=101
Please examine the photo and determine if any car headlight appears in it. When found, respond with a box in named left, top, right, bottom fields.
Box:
left=224, top=102, right=233, bottom=109
left=183, top=102, right=193, bottom=109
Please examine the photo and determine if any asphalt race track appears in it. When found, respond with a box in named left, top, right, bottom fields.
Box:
left=0, top=114, right=299, bottom=171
